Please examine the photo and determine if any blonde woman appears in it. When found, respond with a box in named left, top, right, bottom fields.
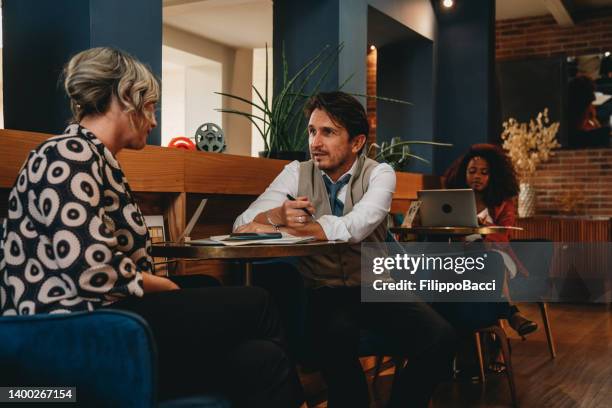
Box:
left=0, top=47, right=303, bottom=407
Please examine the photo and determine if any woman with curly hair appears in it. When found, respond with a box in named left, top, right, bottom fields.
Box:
left=443, top=143, right=537, bottom=336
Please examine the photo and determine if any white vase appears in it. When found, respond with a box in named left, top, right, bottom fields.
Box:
left=518, top=182, right=536, bottom=218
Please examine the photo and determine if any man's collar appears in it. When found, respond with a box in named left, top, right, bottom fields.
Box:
left=321, top=157, right=359, bottom=184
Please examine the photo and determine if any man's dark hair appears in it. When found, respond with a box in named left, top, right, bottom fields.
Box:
left=304, top=91, right=369, bottom=140
left=444, top=143, right=519, bottom=208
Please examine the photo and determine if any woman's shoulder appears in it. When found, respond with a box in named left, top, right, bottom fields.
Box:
left=17, top=125, right=107, bottom=194
left=31, top=125, right=104, bottom=166
left=490, top=198, right=517, bottom=224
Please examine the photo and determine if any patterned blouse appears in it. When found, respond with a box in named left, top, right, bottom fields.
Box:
left=0, top=124, right=151, bottom=315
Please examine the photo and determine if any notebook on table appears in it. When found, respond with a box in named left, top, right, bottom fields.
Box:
left=194, top=233, right=315, bottom=246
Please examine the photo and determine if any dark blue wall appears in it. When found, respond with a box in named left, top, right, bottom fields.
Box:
left=273, top=0, right=340, bottom=96
left=3, top=0, right=162, bottom=145
left=377, top=39, right=434, bottom=173
left=3, top=0, right=89, bottom=136
left=432, top=0, right=495, bottom=175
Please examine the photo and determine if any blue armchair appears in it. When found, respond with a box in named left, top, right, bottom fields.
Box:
left=0, top=309, right=230, bottom=407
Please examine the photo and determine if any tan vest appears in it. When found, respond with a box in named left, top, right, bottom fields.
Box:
left=297, top=154, right=388, bottom=287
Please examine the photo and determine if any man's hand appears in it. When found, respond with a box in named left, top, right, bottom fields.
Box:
left=235, top=221, right=277, bottom=233
left=279, top=196, right=316, bottom=228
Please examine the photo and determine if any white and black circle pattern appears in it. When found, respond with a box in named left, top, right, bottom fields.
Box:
left=103, top=190, right=120, bottom=212
left=57, top=137, right=93, bottom=162
left=16, top=170, right=28, bottom=193
left=79, top=265, right=118, bottom=293
left=36, top=236, right=58, bottom=270
left=37, top=276, right=70, bottom=304
left=19, top=217, right=38, bottom=240
left=38, top=140, right=58, bottom=156
left=85, top=243, right=112, bottom=267
left=89, top=216, right=116, bottom=246
left=126, top=274, right=144, bottom=297
left=48, top=309, right=72, bottom=314
left=4, top=231, right=25, bottom=266
left=91, top=161, right=103, bottom=185
left=52, top=230, right=81, bottom=269
left=131, top=248, right=152, bottom=273
left=102, top=213, right=116, bottom=234
left=103, top=148, right=121, bottom=170
left=70, top=172, right=100, bottom=207
left=24, top=258, right=45, bottom=283
left=104, top=164, right=125, bottom=193
left=115, top=229, right=135, bottom=252
left=0, top=286, right=6, bottom=310
left=18, top=300, right=36, bottom=315
left=60, top=273, right=78, bottom=298
left=60, top=297, right=85, bottom=307
left=118, top=257, right=136, bottom=278
left=60, top=202, right=87, bottom=227
left=38, top=187, right=60, bottom=227
left=63, top=124, right=80, bottom=136
left=122, top=204, right=147, bottom=236
left=137, top=259, right=152, bottom=274
left=2, top=125, right=155, bottom=315
left=27, top=153, right=48, bottom=184
left=27, top=190, right=45, bottom=225
left=46, top=160, right=71, bottom=185
left=8, top=188, right=23, bottom=220
left=7, top=275, right=25, bottom=304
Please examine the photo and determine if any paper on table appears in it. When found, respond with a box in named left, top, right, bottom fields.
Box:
left=191, top=233, right=316, bottom=246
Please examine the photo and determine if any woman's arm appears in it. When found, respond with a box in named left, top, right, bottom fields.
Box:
left=142, top=273, right=179, bottom=293
left=485, top=199, right=516, bottom=242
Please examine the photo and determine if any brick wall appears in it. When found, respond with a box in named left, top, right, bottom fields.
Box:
left=496, top=8, right=612, bottom=61
left=532, top=148, right=612, bottom=216
left=367, top=46, right=377, bottom=149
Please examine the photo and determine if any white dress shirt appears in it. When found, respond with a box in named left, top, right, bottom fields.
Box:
left=233, top=159, right=396, bottom=243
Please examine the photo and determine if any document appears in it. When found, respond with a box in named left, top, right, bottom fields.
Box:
left=190, top=233, right=316, bottom=246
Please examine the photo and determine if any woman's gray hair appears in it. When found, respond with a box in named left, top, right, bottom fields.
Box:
left=63, top=47, right=160, bottom=129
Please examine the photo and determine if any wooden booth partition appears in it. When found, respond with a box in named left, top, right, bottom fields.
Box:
left=1, top=129, right=441, bottom=282
left=512, top=217, right=612, bottom=302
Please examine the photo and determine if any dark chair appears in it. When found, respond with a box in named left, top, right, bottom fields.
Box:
left=0, top=309, right=230, bottom=408
left=432, top=251, right=519, bottom=407
left=509, top=238, right=556, bottom=359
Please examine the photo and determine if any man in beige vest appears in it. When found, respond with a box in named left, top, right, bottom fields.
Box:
left=235, top=92, right=455, bottom=407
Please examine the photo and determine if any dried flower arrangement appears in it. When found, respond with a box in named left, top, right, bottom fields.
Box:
left=501, top=109, right=561, bottom=183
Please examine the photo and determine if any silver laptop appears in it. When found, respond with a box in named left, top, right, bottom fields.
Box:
left=417, top=189, right=478, bottom=227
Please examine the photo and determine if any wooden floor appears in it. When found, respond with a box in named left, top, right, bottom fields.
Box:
left=303, top=303, right=612, bottom=408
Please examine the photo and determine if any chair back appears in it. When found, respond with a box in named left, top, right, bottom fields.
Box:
left=509, top=238, right=554, bottom=299
left=0, top=310, right=157, bottom=407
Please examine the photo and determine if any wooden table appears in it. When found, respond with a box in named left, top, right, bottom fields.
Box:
left=390, top=226, right=522, bottom=241
left=152, top=241, right=349, bottom=285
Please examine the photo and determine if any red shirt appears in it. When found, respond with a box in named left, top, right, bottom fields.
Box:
left=484, top=199, right=529, bottom=276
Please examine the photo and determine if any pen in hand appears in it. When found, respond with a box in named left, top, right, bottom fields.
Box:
left=286, top=194, right=316, bottom=220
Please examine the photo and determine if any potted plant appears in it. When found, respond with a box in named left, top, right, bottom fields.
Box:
left=368, top=136, right=452, bottom=170
left=216, top=44, right=345, bottom=160
left=217, top=44, right=417, bottom=160
left=501, top=108, right=561, bottom=217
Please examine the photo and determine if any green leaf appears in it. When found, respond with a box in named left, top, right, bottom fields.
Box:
left=215, top=91, right=267, bottom=114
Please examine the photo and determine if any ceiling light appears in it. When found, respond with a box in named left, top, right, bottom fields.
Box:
left=442, top=0, right=454, bottom=8
left=605, top=51, right=611, bottom=58
left=369, top=45, right=376, bottom=51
